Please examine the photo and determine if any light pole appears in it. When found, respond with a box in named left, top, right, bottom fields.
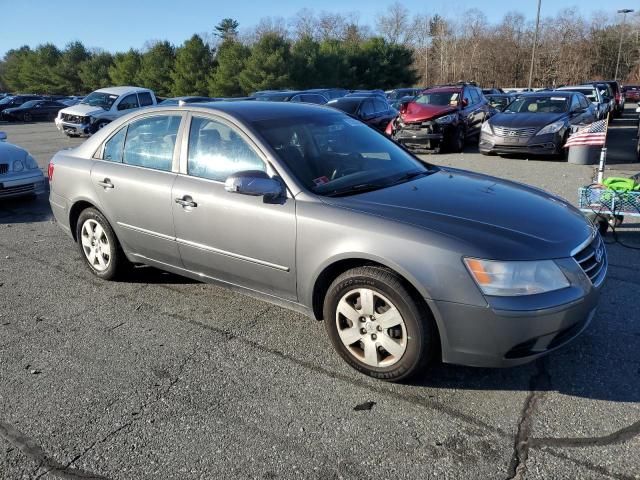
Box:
left=528, top=0, right=542, bottom=89
left=614, top=8, right=634, bottom=81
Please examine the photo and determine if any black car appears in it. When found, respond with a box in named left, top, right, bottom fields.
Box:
left=304, top=88, right=348, bottom=100
left=485, top=93, right=517, bottom=111
left=479, top=91, right=597, bottom=157
left=289, top=92, right=329, bottom=105
left=327, top=96, right=397, bottom=132
left=1, top=100, right=67, bottom=122
left=345, top=91, right=387, bottom=100
left=388, top=83, right=493, bottom=153
left=0, top=94, right=43, bottom=113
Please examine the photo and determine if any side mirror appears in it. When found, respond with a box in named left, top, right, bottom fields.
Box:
left=224, top=170, right=284, bottom=200
left=0, top=132, right=6, bottom=142
left=461, top=98, right=469, bottom=107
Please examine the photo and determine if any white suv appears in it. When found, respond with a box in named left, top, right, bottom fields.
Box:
left=55, top=86, right=157, bottom=137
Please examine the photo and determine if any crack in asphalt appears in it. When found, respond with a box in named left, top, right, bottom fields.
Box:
left=532, top=420, right=640, bottom=448
left=505, top=358, right=551, bottom=480
left=0, top=420, right=110, bottom=480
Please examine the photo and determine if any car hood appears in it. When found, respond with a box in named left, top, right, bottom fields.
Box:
left=400, top=103, right=455, bottom=123
left=324, top=168, right=592, bottom=260
left=59, top=104, right=104, bottom=117
left=0, top=142, right=27, bottom=165
left=489, top=112, right=567, bottom=129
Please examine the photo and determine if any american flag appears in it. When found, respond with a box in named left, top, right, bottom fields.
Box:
left=564, top=119, right=607, bottom=148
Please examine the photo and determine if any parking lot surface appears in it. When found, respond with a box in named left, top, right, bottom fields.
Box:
left=1, top=108, right=639, bottom=479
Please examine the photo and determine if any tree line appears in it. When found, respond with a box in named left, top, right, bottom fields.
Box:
left=0, top=3, right=638, bottom=97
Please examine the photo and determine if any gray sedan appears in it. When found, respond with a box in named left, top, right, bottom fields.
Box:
left=48, top=102, right=606, bottom=381
left=0, top=131, right=46, bottom=199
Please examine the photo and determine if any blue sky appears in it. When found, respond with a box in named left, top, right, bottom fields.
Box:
left=0, top=0, right=622, bottom=57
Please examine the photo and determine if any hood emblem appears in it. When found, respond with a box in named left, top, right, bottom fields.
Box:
left=595, top=246, right=604, bottom=263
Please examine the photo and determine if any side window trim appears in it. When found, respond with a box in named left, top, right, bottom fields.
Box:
left=180, top=112, right=271, bottom=181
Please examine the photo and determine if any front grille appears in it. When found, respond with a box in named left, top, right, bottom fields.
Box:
left=573, top=233, right=607, bottom=287
left=0, top=184, right=35, bottom=197
left=0, top=164, right=8, bottom=175
left=493, top=126, right=539, bottom=137
left=61, top=113, right=87, bottom=123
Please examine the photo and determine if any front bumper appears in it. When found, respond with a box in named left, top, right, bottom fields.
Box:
left=394, top=121, right=454, bottom=151
left=0, top=171, right=46, bottom=199
left=428, top=256, right=604, bottom=368
left=479, top=131, right=563, bottom=156
left=55, top=117, right=91, bottom=136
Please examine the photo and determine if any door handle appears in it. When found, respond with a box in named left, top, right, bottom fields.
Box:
left=97, top=178, right=114, bottom=189
left=175, top=196, right=197, bottom=208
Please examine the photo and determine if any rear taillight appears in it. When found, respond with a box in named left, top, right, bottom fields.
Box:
left=47, top=162, right=54, bottom=181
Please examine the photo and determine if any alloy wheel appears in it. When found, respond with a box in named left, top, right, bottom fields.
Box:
left=80, top=219, right=111, bottom=272
left=335, top=288, right=407, bottom=368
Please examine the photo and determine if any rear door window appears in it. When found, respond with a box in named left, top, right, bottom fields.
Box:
left=122, top=115, right=181, bottom=171
left=373, top=98, right=388, bottom=113
left=138, top=92, right=154, bottom=107
left=359, top=100, right=375, bottom=117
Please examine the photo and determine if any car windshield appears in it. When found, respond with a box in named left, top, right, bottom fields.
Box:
left=80, top=92, right=119, bottom=109
left=486, top=96, right=511, bottom=110
left=414, top=91, right=459, bottom=106
left=0, top=96, right=15, bottom=105
left=252, top=111, right=433, bottom=197
left=562, top=89, right=596, bottom=101
left=504, top=96, right=569, bottom=113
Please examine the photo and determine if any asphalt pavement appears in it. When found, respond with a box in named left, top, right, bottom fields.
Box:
left=0, top=107, right=639, bottom=480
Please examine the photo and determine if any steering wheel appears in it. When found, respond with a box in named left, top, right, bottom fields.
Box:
left=330, top=152, right=364, bottom=180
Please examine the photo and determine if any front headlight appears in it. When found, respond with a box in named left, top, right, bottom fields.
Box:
left=25, top=155, right=39, bottom=170
left=435, top=114, right=456, bottom=125
left=13, top=160, right=24, bottom=172
left=464, top=258, right=569, bottom=296
left=481, top=121, right=493, bottom=134
left=536, top=120, right=565, bottom=136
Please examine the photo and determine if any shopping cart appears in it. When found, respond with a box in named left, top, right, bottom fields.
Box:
left=578, top=184, right=640, bottom=233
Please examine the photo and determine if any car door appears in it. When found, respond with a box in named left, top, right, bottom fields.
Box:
left=90, top=112, right=185, bottom=265
left=172, top=114, right=297, bottom=300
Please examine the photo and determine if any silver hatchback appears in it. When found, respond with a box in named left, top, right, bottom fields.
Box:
left=49, top=102, right=605, bottom=381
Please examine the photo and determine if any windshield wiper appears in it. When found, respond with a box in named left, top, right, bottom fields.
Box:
left=323, top=182, right=388, bottom=197
left=388, top=170, right=431, bottom=186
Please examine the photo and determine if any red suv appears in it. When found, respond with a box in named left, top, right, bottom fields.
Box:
left=386, top=83, right=493, bottom=153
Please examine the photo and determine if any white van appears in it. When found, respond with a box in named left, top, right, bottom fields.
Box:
left=55, top=86, right=157, bottom=137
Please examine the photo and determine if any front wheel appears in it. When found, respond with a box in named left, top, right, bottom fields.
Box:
left=23, top=113, right=32, bottom=122
left=76, top=208, right=129, bottom=280
left=447, top=126, right=465, bottom=153
left=323, top=266, right=436, bottom=382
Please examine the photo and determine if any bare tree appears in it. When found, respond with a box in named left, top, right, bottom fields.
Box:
left=376, top=2, right=413, bottom=45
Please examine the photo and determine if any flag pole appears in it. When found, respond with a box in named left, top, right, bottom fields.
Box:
left=597, top=112, right=610, bottom=184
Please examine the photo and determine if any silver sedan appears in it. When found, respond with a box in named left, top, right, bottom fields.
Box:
left=0, top=131, right=46, bottom=199
left=48, top=102, right=604, bottom=381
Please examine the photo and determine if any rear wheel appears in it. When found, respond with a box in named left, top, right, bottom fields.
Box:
left=23, top=113, right=32, bottom=122
left=323, top=266, right=436, bottom=382
left=76, top=208, right=129, bottom=280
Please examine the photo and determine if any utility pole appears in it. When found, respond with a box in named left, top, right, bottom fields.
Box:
left=528, top=0, right=542, bottom=89
left=614, top=9, right=634, bottom=81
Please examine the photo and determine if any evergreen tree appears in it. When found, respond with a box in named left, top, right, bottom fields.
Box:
left=171, top=35, right=212, bottom=96
left=20, top=44, right=62, bottom=93
left=0, top=46, right=32, bottom=92
left=54, top=41, right=90, bottom=94
left=215, top=18, right=240, bottom=41
left=79, top=52, right=114, bottom=92
left=136, top=41, right=175, bottom=97
left=238, top=33, right=291, bottom=93
left=109, top=49, right=141, bottom=86
left=208, top=40, right=250, bottom=96
left=290, top=36, right=322, bottom=89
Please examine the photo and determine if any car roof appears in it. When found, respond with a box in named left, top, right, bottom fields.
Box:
left=423, top=86, right=461, bottom=93
left=94, top=86, right=152, bottom=95
left=520, top=91, right=574, bottom=98
left=177, top=100, right=337, bottom=122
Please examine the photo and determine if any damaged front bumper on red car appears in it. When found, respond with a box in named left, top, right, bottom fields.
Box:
left=386, top=117, right=453, bottom=153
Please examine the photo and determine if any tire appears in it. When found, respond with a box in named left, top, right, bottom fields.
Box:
left=93, top=120, right=109, bottom=133
left=75, top=208, right=129, bottom=280
left=323, top=266, right=436, bottom=382
left=23, top=113, right=32, bottom=122
left=448, top=126, right=465, bottom=153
